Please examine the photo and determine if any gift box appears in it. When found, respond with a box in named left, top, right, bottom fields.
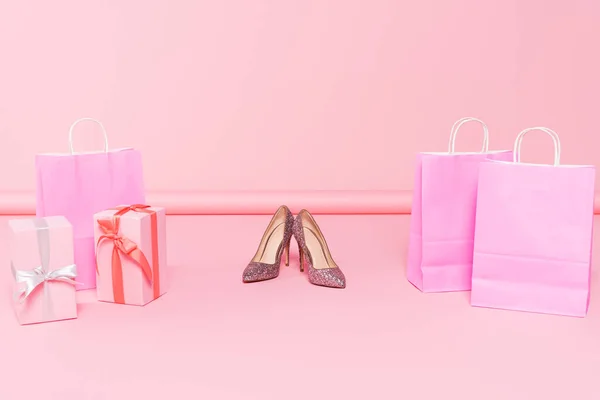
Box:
left=9, top=216, right=78, bottom=325
left=94, top=205, right=166, bottom=306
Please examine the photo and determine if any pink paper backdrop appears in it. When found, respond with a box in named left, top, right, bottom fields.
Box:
left=0, top=1, right=598, bottom=211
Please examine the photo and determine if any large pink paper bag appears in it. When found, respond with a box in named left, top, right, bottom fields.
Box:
left=407, top=117, right=512, bottom=292
left=9, top=216, right=78, bottom=325
left=471, top=128, right=595, bottom=317
left=36, top=118, right=145, bottom=290
left=94, top=205, right=167, bottom=306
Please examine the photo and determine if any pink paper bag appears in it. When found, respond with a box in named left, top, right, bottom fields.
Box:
left=94, top=205, right=167, bottom=306
left=407, top=118, right=512, bottom=292
left=472, top=128, right=595, bottom=317
left=36, top=118, right=145, bottom=290
left=9, top=216, right=78, bottom=325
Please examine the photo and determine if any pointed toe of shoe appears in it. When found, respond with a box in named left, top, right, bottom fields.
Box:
left=242, top=262, right=279, bottom=283
left=308, top=267, right=346, bottom=288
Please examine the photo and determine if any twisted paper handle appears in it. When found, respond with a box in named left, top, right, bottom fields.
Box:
left=68, top=117, right=109, bottom=154
left=513, top=127, right=561, bottom=166
left=448, top=117, right=489, bottom=153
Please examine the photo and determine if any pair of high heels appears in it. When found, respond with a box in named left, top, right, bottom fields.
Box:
left=242, top=206, right=346, bottom=289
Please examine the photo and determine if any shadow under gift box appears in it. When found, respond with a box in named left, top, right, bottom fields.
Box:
left=94, top=206, right=167, bottom=306
left=9, top=216, right=77, bottom=325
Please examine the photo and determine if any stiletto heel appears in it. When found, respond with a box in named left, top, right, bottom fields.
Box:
left=292, top=209, right=346, bottom=288
left=284, top=240, right=290, bottom=267
left=242, top=206, right=295, bottom=283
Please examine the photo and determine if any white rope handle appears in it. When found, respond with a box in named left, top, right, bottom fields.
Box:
left=513, top=127, right=561, bottom=166
left=449, top=117, right=474, bottom=136
left=448, top=117, right=489, bottom=153
left=68, top=118, right=109, bottom=154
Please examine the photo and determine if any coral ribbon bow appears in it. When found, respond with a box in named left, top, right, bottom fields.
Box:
left=96, top=217, right=153, bottom=304
left=111, top=204, right=161, bottom=299
left=114, top=204, right=151, bottom=214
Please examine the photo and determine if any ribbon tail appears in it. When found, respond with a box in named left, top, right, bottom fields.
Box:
left=12, top=265, right=45, bottom=303
left=112, top=247, right=125, bottom=304
left=10, top=262, right=24, bottom=302
left=14, top=281, right=42, bottom=304
left=43, top=281, right=54, bottom=321
left=54, top=276, right=81, bottom=286
left=129, top=248, right=153, bottom=283
left=13, top=287, right=27, bottom=304
left=96, top=236, right=110, bottom=276
left=149, top=211, right=160, bottom=299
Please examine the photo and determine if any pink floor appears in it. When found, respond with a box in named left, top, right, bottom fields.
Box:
left=1, top=215, right=600, bottom=399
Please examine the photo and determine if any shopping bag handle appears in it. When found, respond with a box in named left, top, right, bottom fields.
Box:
left=448, top=117, right=489, bottom=153
left=513, top=127, right=561, bottom=166
left=68, top=118, right=109, bottom=154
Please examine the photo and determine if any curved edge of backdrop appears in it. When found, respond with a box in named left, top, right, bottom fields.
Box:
left=0, top=190, right=410, bottom=215
left=1, top=190, right=599, bottom=215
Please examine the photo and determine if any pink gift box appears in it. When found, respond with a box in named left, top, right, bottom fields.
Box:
left=9, top=216, right=78, bottom=325
left=94, top=205, right=167, bottom=306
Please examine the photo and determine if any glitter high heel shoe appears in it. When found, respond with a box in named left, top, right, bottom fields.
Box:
left=293, top=209, right=346, bottom=288
left=242, top=205, right=294, bottom=283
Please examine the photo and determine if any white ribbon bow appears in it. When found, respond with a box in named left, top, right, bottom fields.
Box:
left=12, top=263, right=78, bottom=303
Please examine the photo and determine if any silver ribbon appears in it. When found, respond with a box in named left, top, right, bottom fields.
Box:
left=11, top=218, right=78, bottom=317
left=12, top=264, right=78, bottom=302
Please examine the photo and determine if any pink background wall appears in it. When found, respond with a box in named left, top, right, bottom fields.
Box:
left=1, top=1, right=599, bottom=212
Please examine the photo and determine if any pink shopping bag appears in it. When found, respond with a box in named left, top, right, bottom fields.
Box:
left=471, top=127, right=595, bottom=317
left=407, top=117, right=512, bottom=292
left=36, top=118, right=145, bottom=290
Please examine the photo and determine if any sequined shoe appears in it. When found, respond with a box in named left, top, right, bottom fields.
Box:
left=293, top=209, right=346, bottom=288
left=242, top=205, right=294, bottom=283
